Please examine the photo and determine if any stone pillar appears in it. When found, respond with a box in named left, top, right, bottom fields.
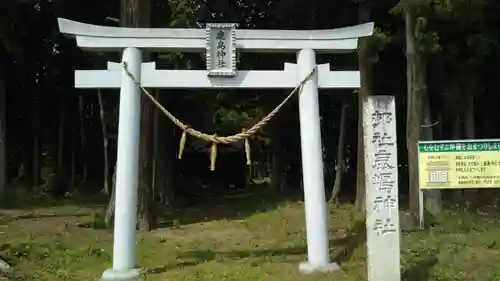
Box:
left=363, top=95, right=401, bottom=281
left=297, top=48, right=339, bottom=274
left=101, top=47, right=142, bottom=281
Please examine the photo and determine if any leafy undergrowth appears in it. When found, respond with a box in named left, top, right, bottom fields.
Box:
left=2, top=199, right=500, bottom=281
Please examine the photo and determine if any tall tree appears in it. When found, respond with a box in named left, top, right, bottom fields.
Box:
left=121, top=0, right=155, bottom=231
left=400, top=0, right=446, bottom=219
left=330, top=98, right=348, bottom=203
left=97, top=89, right=110, bottom=194
left=0, top=61, right=5, bottom=195
left=403, top=1, right=424, bottom=224
left=355, top=0, right=372, bottom=212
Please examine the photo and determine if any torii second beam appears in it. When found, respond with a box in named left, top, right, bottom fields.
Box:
left=75, top=62, right=360, bottom=89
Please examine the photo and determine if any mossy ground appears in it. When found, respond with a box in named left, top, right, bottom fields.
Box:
left=2, top=193, right=500, bottom=281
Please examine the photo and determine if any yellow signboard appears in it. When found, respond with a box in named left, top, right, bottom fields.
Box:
left=418, top=140, right=500, bottom=189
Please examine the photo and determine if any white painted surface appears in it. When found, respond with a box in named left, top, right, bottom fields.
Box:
left=363, top=95, right=401, bottom=281
left=296, top=49, right=338, bottom=273
left=76, top=36, right=359, bottom=53
left=75, top=70, right=121, bottom=88
left=110, top=47, right=142, bottom=273
left=58, top=16, right=375, bottom=278
left=75, top=62, right=360, bottom=89
left=58, top=18, right=374, bottom=53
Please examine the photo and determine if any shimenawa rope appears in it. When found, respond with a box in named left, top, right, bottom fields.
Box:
left=121, top=62, right=315, bottom=171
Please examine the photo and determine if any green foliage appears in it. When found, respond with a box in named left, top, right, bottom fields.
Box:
left=416, top=29, right=441, bottom=54
left=359, top=27, right=392, bottom=63
left=167, top=0, right=196, bottom=28
left=213, top=107, right=253, bottom=131
left=0, top=234, right=112, bottom=280
left=491, top=273, right=500, bottom=281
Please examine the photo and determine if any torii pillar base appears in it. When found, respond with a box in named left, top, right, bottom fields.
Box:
left=100, top=268, right=141, bottom=281
left=299, top=262, right=340, bottom=274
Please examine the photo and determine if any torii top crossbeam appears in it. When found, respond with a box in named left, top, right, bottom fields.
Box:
left=58, top=18, right=374, bottom=53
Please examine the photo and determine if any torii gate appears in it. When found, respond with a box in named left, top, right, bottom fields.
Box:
left=58, top=18, right=374, bottom=281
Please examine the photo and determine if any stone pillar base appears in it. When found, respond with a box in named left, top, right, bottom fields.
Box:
left=298, top=261, right=340, bottom=274
left=100, top=268, right=141, bottom=281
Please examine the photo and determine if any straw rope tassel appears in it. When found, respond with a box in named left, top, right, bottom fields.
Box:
left=210, top=137, right=218, bottom=171
left=244, top=137, right=251, bottom=166
left=241, top=128, right=251, bottom=166
left=178, top=130, right=187, bottom=160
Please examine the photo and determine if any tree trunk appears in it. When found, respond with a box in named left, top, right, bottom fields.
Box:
left=464, top=95, right=477, bottom=203
left=270, top=137, right=284, bottom=192
left=105, top=162, right=116, bottom=228
left=33, top=130, right=40, bottom=190
left=158, top=134, right=175, bottom=206
left=137, top=94, right=155, bottom=231
left=57, top=103, right=64, bottom=171
left=98, top=89, right=110, bottom=194
left=464, top=97, right=475, bottom=139
left=0, top=70, right=6, bottom=195
left=452, top=115, right=462, bottom=141
left=33, top=93, right=40, bottom=191
left=355, top=0, right=372, bottom=212
left=22, top=114, right=33, bottom=186
left=330, top=99, right=348, bottom=203
left=421, top=89, right=441, bottom=215
left=152, top=91, right=159, bottom=202
left=78, top=95, right=88, bottom=184
left=120, top=0, right=151, bottom=27
left=266, top=151, right=272, bottom=180
left=162, top=140, right=174, bottom=206
left=120, top=0, right=154, bottom=231
left=451, top=115, right=464, bottom=202
left=405, top=7, right=421, bottom=225
left=153, top=92, right=175, bottom=206
left=434, top=113, right=443, bottom=139
left=266, top=94, right=284, bottom=193
left=70, top=121, right=76, bottom=191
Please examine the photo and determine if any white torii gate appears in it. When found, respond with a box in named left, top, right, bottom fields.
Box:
left=58, top=18, right=373, bottom=281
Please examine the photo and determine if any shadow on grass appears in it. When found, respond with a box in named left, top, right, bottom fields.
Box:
left=402, top=254, right=439, bottom=281
left=332, top=219, right=366, bottom=265
left=0, top=188, right=108, bottom=210
left=155, top=189, right=305, bottom=228
left=9, top=213, right=89, bottom=220
left=146, top=245, right=323, bottom=274
left=1, top=182, right=305, bottom=229
left=148, top=220, right=367, bottom=275
left=178, top=245, right=310, bottom=261
left=146, top=261, right=206, bottom=274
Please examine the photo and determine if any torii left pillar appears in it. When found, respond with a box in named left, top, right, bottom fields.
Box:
left=101, top=47, right=143, bottom=281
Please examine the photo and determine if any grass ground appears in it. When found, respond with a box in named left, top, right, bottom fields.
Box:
left=2, top=193, right=500, bottom=281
